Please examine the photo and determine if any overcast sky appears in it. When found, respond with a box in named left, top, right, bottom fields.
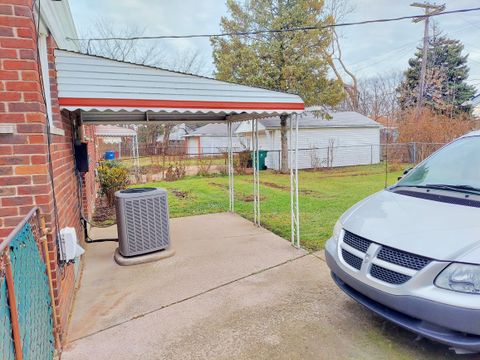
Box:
left=69, top=0, right=480, bottom=90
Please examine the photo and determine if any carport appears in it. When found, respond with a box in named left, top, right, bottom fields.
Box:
left=55, top=49, right=304, bottom=247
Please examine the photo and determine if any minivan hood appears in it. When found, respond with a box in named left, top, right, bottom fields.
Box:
left=341, top=190, right=480, bottom=261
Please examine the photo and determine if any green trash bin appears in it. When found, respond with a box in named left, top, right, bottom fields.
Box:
left=251, top=150, right=268, bottom=170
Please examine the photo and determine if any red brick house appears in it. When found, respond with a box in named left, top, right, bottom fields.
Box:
left=0, top=0, right=94, bottom=341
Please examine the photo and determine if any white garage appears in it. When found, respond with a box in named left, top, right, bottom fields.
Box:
left=235, top=111, right=382, bottom=170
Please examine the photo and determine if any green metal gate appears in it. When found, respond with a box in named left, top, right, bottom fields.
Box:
left=0, top=208, right=55, bottom=360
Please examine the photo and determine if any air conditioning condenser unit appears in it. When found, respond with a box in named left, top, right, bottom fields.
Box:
left=115, top=187, right=170, bottom=257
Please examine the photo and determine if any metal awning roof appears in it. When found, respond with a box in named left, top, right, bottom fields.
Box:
left=54, top=50, right=304, bottom=123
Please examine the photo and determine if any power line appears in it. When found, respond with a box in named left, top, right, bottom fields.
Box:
left=66, top=6, right=480, bottom=43
left=348, top=21, right=479, bottom=73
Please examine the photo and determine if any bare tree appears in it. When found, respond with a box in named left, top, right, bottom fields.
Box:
left=79, top=18, right=206, bottom=74
left=80, top=18, right=207, bottom=155
left=79, top=18, right=165, bottom=65
left=324, top=0, right=360, bottom=110
left=355, top=72, right=403, bottom=121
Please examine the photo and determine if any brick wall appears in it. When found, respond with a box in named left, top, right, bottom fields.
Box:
left=0, top=0, right=86, bottom=343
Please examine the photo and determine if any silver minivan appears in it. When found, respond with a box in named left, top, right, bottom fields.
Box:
left=325, top=131, right=480, bottom=353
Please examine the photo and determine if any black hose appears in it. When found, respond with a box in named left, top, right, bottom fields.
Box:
left=81, top=218, right=118, bottom=243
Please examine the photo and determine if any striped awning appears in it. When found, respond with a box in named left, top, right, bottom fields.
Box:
left=54, top=50, right=304, bottom=122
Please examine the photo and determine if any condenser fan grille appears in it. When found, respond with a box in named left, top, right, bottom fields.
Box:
left=116, top=188, right=170, bottom=257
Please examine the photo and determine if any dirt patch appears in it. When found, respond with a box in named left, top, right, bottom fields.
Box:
left=208, top=182, right=229, bottom=190
left=260, top=181, right=328, bottom=199
left=261, top=181, right=287, bottom=190
left=171, top=189, right=189, bottom=199
left=241, top=194, right=267, bottom=202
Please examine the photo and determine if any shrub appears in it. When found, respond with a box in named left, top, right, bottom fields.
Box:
left=398, top=108, right=473, bottom=144
left=97, top=160, right=130, bottom=206
left=235, top=150, right=250, bottom=175
left=197, top=157, right=213, bottom=176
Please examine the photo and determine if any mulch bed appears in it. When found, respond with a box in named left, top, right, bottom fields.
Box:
left=92, top=197, right=116, bottom=225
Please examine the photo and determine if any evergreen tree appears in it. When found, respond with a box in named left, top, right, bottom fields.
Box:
left=398, top=28, right=476, bottom=115
left=211, top=0, right=344, bottom=172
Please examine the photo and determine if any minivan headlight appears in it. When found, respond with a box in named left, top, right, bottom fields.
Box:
left=435, top=263, right=480, bottom=294
left=332, top=220, right=342, bottom=243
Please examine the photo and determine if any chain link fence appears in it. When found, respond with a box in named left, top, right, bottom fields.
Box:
left=0, top=208, right=55, bottom=360
left=117, top=142, right=445, bottom=182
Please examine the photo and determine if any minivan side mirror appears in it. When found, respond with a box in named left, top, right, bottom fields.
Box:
left=397, top=167, right=413, bottom=181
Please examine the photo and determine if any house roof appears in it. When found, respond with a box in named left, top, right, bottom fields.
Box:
left=257, top=111, right=381, bottom=130
left=186, top=123, right=241, bottom=137
left=54, top=50, right=304, bottom=123
left=157, top=123, right=199, bottom=142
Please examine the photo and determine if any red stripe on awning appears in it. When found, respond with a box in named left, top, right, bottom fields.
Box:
left=58, top=98, right=305, bottom=111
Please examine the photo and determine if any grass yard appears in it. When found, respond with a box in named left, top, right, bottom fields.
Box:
left=137, top=163, right=404, bottom=251
left=120, top=155, right=227, bottom=168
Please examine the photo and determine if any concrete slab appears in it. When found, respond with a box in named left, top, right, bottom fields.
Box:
left=64, top=254, right=471, bottom=360
left=67, top=213, right=306, bottom=342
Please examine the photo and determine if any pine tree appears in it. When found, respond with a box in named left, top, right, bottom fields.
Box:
left=211, top=0, right=344, bottom=172
left=398, top=28, right=476, bottom=115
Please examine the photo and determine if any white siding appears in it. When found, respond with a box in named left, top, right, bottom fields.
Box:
left=186, top=136, right=244, bottom=155
left=263, top=127, right=380, bottom=170
left=186, top=137, right=200, bottom=155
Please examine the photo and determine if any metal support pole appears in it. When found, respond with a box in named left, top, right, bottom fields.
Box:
left=289, top=114, right=300, bottom=248
left=251, top=120, right=257, bottom=225
left=294, top=115, right=300, bottom=247
left=227, top=121, right=235, bottom=212
left=290, top=117, right=294, bottom=245
left=255, top=119, right=260, bottom=226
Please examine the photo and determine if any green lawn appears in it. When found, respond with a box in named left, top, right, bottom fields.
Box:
left=137, top=163, right=403, bottom=251
left=121, top=155, right=227, bottom=168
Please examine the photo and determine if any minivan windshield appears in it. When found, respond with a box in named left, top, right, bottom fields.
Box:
left=396, top=135, right=480, bottom=193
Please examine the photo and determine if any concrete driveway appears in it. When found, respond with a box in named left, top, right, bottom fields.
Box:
left=63, top=213, right=473, bottom=360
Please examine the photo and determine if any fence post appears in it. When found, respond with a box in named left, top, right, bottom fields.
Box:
left=412, top=142, right=417, bottom=164
left=4, top=253, right=23, bottom=360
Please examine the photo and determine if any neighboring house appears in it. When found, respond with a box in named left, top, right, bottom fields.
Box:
left=156, top=123, right=198, bottom=153
left=236, top=111, right=382, bottom=170
left=184, top=123, right=244, bottom=155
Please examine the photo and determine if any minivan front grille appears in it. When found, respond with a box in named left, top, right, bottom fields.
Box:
left=340, top=230, right=432, bottom=286
left=377, top=246, right=431, bottom=271
left=343, top=231, right=371, bottom=253
left=341, top=249, right=363, bottom=270
left=370, top=264, right=411, bottom=285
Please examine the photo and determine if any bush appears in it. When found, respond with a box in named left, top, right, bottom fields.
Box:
left=97, top=160, right=130, bottom=206
left=235, top=150, right=250, bottom=175
left=398, top=108, right=473, bottom=144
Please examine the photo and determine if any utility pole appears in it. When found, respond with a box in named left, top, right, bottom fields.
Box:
left=411, top=2, right=445, bottom=110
